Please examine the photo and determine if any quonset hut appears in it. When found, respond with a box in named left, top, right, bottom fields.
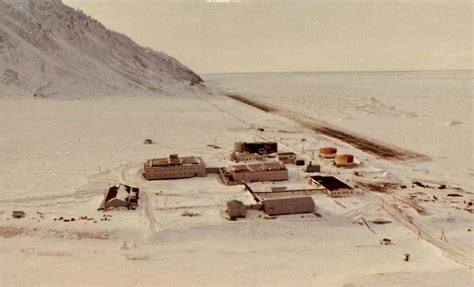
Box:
left=262, top=196, right=316, bottom=216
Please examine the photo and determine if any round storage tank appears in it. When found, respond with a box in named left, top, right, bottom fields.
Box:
left=234, top=142, right=245, bottom=153
left=335, top=154, right=354, bottom=166
left=319, top=147, right=337, bottom=158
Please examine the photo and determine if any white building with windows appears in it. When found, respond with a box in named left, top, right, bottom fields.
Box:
left=143, top=154, right=206, bottom=180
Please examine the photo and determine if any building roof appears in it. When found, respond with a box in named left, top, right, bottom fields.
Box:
left=105, top=184, right=139, bottom=202
left=230, top=164, right=249, bottom=172
left=262, top=196, right=315, bottom=216
left=277, top=152, right=296, bottom=156
left=309, top=175, right=352, bottom=191
left=147, top=155, right=203, bottom=167
left=240, top=141, right=277, bottom=145
left=99, top=183, right=140, bottom=210
left=230, top=162, right=286, bottom=173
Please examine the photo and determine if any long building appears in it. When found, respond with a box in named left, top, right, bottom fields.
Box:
left=308, top=175, right=353, bottom=197
left=229, top=152, right=265, bottom=162
left=143, top=154, right=206, bottom=180
left=221, top=161, right=288, bottom=184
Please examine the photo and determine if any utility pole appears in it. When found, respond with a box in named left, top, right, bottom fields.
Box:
left=440, top=228, right=448, bottom=242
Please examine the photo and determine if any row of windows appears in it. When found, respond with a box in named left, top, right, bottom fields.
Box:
left=148, top=170, right=205, bottom=177
left=149, top=167, right=204, bottom=172
left=330, top=190, right=352, bottom=195
left=151, top=170, right=202, bottom=174
left=153, top=173, right=198, bottom=177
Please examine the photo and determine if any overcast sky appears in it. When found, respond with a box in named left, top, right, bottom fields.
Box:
left=64, top=0, right=472, bottom=74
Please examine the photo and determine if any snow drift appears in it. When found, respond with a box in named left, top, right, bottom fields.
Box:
left=0, top=0, right=203, bottom=98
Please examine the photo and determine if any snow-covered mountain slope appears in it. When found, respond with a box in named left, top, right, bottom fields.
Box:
left=0, top=0, right=203, bottom=98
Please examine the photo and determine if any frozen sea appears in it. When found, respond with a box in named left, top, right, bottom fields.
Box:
left=205, top=70, right=473, bottom=99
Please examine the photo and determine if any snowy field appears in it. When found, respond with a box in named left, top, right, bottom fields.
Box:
left=0, top=77, right=473, bottom=286
left=206, top=70, right=474, bottom=190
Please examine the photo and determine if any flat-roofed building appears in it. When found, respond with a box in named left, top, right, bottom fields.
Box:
left=229, top=152, right=265, bottom=162
left=262, top=196, right=316, bottom=216
left=143, top=154, right=206, bottom=180
left=277, top=152, right=297, bottom=164
left=225, top=161, right=288, bottom=184
left=308, top=175, right=353, bottom=197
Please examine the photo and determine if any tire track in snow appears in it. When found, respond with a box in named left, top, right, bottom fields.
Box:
left=142, top=191, right=160, bottom=234
left=119, top=164, right=160, bottom=235
left=374, top=193, right=473, bottom=267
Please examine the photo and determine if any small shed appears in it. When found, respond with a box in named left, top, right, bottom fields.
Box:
left=262, top=196, right=315, bottom=216
left=12, top=211, right=25, bottom=219
left=306, top=161, right=320, bottom=173
left=295, top=159, right=305, bottom=166
left=277, top=152, right=297, bottom=164
left=226, top=200, right=247, bottom=219
left=98, top=184, right=139, bottom=210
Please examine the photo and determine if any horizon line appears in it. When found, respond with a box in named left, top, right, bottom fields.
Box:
left=202, top=68, right=473, bottom=76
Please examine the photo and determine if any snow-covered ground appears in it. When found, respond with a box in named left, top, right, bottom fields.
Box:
left=0, top=78, right=472, bottom=286
left=3, top=1, right=471, bottom=285
left=205, top=70, right=474, bottom=191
